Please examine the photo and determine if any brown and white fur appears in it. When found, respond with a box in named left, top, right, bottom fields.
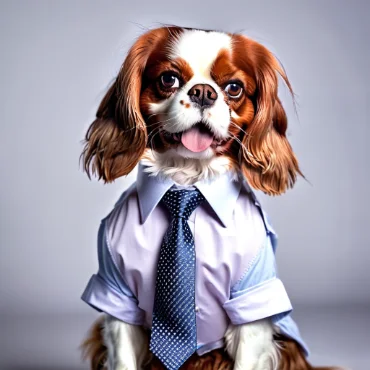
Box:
left=81, top=26, right=341, bottom=370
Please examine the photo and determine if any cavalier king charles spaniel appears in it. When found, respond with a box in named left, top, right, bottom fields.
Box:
left=80, top=26, right=340, bottom=370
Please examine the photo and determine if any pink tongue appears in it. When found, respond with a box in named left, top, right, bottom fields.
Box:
left=181, top=126, right=214, bottom=152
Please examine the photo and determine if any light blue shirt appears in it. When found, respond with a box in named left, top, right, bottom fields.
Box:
left=82, top=163, right=309, bottom=356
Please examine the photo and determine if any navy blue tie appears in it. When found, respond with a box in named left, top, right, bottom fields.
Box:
left=150, top=188, right=205, bottom=370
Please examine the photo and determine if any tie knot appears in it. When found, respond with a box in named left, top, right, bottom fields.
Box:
left=162, top=188, right=205, bottom=220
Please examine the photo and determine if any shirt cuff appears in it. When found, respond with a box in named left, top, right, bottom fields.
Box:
left=81, top=274, right=145, bottom=325
left=223, top=278, right=292, bottom=325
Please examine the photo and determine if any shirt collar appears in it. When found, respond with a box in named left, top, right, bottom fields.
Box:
left=136, top=162, right=242, bottom=227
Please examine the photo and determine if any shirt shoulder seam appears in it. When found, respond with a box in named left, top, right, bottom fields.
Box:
left=101, top=219, right=122, bottom=277
left=231, top=235, right=269, bottom=292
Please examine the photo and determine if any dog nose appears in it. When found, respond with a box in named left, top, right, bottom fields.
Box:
left=188, top=84, right=218, bottom=108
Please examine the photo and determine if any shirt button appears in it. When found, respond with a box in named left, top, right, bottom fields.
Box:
left=195, top=306, right=199, bottom=313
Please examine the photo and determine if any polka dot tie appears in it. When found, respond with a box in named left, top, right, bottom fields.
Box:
left=150, top=188, right=205, bottom=370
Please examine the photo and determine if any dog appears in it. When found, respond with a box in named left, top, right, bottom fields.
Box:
left=80, top=26, right=340, bottom=370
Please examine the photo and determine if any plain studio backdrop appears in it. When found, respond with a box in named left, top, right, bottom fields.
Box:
left=0, top=1, right=369, bottom=369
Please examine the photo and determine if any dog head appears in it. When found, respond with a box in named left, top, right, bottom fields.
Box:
left=82, top=26, right=301, bottom=195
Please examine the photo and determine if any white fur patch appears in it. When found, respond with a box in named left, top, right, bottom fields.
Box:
left=225, top=319, right=280, bottom=370
left=142, top=149, right=235, bottom=185
left=103, top=315, right=149, bottom=370
left=170, top=29, right=231, bottom=78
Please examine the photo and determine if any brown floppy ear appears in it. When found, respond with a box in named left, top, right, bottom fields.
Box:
left=234, top=36, right=302, bottom=195
left=81, top=28, right=170, bottom=182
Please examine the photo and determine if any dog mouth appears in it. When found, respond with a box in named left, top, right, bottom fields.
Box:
left=163, top=123, right=227, bottom=153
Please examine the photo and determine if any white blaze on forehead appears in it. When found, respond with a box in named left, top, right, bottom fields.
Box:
left=170, top=29, right=232, bottom=78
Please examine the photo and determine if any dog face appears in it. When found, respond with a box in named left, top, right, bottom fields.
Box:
left=140, top=29, right=235, bottom=161
left=82, top=26, right=301, bottom=195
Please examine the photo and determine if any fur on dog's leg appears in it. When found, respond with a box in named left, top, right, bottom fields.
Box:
left=103, top=315, right=150, bottom=370
left=81, top=316, right=108, bottom=370
left=225, top=319, right=279, bottom=370
left=81, top=314, right=150, bottom=370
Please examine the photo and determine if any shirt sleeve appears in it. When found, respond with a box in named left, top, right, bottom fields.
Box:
left=81, top=219, right=145, bottom=325
left=223, top=232, right=292, bottom=325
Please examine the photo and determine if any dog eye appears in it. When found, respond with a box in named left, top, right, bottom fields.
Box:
left=225, top=83, right=243, bottom=98
left=160, top=72, right=180, bottom=89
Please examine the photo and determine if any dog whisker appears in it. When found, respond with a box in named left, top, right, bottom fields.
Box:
left=228, top=121, right=248, bottom=137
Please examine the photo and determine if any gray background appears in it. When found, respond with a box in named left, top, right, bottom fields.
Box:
left=0, top=0, right=369, bottom=369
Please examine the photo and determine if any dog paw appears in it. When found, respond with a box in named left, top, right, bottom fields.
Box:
left=233, top=357, right=256, bottom=370
left=114, top=365, right=133, bottom=370
left=107, top=362, right=136, bottom=370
